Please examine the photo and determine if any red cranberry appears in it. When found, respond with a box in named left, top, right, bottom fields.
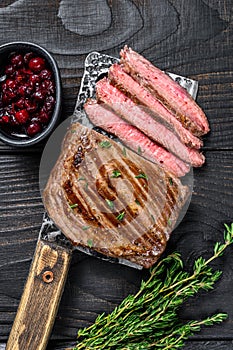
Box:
left=37, top=109, right=50, bottom=123
left=25, top=86, right=33, bottom=96
left=40, top=69, right=52, bottom=80
left=33, top=89, right=46, bottom=102
left=42, top=80, right=55, bottom=95
left=24, top=99, right=37, bottom=112
left=1, top=82, right=8, bottom=92
left=5, top=65, right=15, bottom=76
left=15, top=98, right=25, bottom=109
left=17, top=85, right=27, bottom=97
left=15, top=109, right=29, bottom=124
left=5, top=79, right=17, bottom=91
left=24, top=52, right=35, bottom=65
left=44, top=95, right=55, bottom=112
left=26, top=121, right=42, bottom=136
left=29, top=57, right=46, bottom=72
left=29, top=74, right=40, bottom=85
left=2, top=91, right=15, bottom=105
left=1, top=115, right=10, bottom=123
left=11, top=54, right=24, bottom=68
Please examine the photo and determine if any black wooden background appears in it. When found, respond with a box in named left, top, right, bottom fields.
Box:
left=0, top=0, right=233, bottom=349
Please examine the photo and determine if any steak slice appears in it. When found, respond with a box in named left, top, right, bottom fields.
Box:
left=84, top=99, right=190, bottom=177
left=43, top=122, right=190, bottom=268
left=96, top=77, right=205, bottom=167
left=120, top=46, right=209, bottom=136
left=108, top=64, right=203, bottom=150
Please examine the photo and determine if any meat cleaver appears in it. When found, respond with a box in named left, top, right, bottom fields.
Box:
left=6, top=52, right=198, bottom=350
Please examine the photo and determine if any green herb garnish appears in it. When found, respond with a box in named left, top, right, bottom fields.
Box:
left=151, top=214, right=155, bottom=223
left=111, top=169, right=121, bottom=178
left=135, top=199, right=141, bottom=206
left=169, top=177, right=174, bottom=186
left=69, top=203, right=78, bottom=209
left=100, top=140, right=112, bottom=149
left=87, top=239, right=93, bottom=248
left=116, top=211, right=125, bottom=221
left=78, top=177, right=86, bottom=181
left=106, top=199, right=114, bottom=210
left=135, top=172, right=148, bottom=179
left=137, top=146, right=142, bottom=155
left=82, top=226, right=90, bottom=231
left=122, top=147, right=127, bottom=157
left=75, top=223, right=233, bottom=350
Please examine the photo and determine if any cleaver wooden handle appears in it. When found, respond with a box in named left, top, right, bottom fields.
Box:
left=6, top=238, right=72, bottom=350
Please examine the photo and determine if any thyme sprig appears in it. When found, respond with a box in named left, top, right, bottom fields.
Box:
left=74, top=223, right=233, bottom=350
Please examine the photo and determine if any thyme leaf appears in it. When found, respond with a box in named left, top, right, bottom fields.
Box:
left=111, top=170, right=121, bottom=178
left=122, top=147, right=127, bottom=157
left=116, top=211, right=125, bottom=221
left=74, top=223, right=233, bottom=350
left=69, top=203, right=78, bottom=209
left=100, top=140, right=112, bottom=149
left=137, top=146, right=142, bottom=155
left=87, top=239, right=93, bottom=248
left=78, top=177, right=86, bottom=181
left=106, top=199, right=114, bottom=210
left=135, top=172, right=148, bottom=179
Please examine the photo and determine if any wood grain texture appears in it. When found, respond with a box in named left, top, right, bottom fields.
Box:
left=6, top=240, right=72, bottom=350
left=0, top=0, right=232, bottom=349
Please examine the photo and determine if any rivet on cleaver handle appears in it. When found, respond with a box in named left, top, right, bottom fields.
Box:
left=6, top=238, right=72, bottom=350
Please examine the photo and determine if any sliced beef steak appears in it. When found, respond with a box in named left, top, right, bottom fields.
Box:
left=120, top=46, right=209, bottom=136
left=96, top=77, right=205, bottom=167
left=43, top=122, right=190, bottom=268
left=108, top=64, right=203, bottom=150
left=84, top=99, right=190, bottom=177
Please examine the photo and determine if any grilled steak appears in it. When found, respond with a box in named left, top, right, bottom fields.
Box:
left=43, top=122, right=190, bottom=268
left=120, top=46, right=209, bottom=136
left=84, top=99, right=190, bottom=177
left=108, top=64, right=203, bottom=150
left=96, top=77, right=205, bottom=167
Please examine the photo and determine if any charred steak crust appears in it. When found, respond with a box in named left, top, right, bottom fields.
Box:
left=43, top=123, right=190, bottom=268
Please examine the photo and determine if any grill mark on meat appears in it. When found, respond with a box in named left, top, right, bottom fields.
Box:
left=108, top=64, right=203, bottom=150
left=63, top=180, right=100, bottom=228
left=84, top=100, right=190, bottom=177
left=96, top=78, right=205, bottom=167
left=135, top=176, right=179, bottom=248
left=120, top=46, right=209, bottom=136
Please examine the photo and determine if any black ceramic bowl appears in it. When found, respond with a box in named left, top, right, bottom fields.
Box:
left=0, top=41, right=62, bottom=147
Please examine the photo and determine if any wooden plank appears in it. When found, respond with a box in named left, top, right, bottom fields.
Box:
left=0, top=1, right=232, bottom=152
left=0, top=1, right=232, bottom=349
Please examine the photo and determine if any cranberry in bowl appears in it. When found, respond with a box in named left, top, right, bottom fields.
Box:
left=0, top=42, right=62, bottom=147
